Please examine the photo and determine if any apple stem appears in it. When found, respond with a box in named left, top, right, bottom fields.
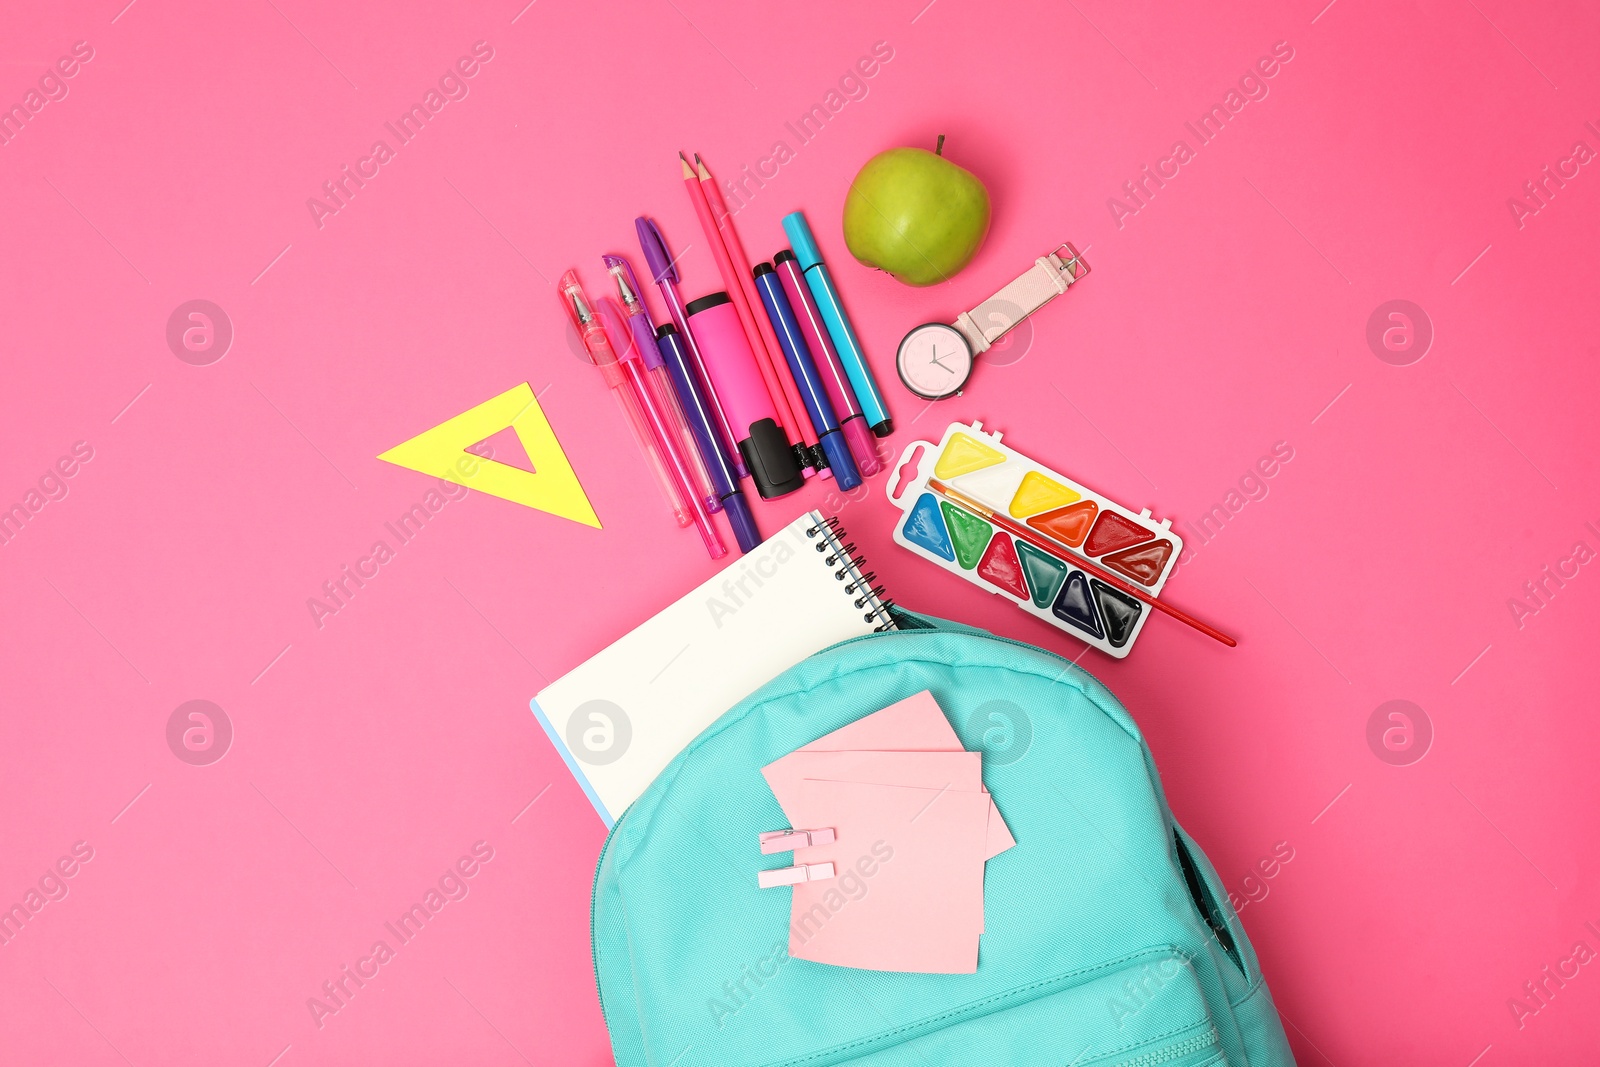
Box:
left=935, top=134, right=945, bottom=156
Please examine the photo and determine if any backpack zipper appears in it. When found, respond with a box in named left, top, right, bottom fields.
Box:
left=812, top=614, right=1070, bottom=665
left=1107, top=1026, right=1219, bottom=1067
left=589, top=807, right=627, bottom=1035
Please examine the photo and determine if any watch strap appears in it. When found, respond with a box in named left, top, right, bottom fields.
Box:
left=953, top=244, right=1088, bottom=355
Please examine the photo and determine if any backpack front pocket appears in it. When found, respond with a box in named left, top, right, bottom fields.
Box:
left=766, top=947, right=1223, bottom=1067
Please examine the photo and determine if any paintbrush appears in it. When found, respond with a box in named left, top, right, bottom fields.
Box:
left=927, top=477, right=1237, bottom=647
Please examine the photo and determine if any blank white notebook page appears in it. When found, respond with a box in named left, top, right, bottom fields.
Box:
left=530, top=511, right=888, bottom=824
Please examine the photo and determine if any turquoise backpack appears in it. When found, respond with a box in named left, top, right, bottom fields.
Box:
left=591, top=608, right=1296, bottom=1067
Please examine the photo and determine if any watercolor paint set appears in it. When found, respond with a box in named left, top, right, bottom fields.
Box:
left=887, top=422, right=1186, bottom=658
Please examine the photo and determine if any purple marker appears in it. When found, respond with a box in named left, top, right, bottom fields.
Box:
left=773, top=250, right=881, bottom=477
left=636, top=217, right=750, bottom=482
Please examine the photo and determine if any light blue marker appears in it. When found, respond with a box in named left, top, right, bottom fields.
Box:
left=781, top=211, right=892, bottom=437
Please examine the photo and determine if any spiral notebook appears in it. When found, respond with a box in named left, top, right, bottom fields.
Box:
left=530, top=511, right=896, bottom=825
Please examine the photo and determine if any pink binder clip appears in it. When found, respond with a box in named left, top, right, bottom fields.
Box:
left=758, top=828, right=836, bottom=854
left=757, top=862, right=836, bottom=889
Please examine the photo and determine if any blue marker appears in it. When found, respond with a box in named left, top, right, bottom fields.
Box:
left=781, top=210, right=892, bottom=437
left=752, top=263, right=861, bottom=490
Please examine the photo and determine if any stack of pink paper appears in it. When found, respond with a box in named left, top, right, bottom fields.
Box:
left=760, top=690, right=1014, bottom=974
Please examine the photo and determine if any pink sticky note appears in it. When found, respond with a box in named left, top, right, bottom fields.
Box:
left=799, top=690, right=966, bottom=752
left=764, top=750, right=1000, bottom=931
left=786, top=778, right=988, bottom=974
left=787, top=691, right=1015, bottom=859
left=763, top=750, right=983, bottom=813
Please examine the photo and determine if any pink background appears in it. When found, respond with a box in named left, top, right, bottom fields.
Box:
left=2, top=0, right=1597, bottom=1063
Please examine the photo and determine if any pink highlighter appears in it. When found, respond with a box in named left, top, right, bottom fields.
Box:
left=560, top=270, right=726, bottom=558
left=686, top=292, right=805, bottom=499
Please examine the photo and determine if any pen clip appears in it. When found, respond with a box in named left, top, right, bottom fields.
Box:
left=595, top=296, right=638, bottom=363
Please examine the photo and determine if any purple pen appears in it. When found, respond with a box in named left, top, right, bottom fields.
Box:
left=604, top=252, right=762, bottom=553
left=635, top=216, right=751, bottom=482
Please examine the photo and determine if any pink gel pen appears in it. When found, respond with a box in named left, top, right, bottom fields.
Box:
left=602, top=254, right=717, bottom=514
left=560, top=271, right=688, bottom=526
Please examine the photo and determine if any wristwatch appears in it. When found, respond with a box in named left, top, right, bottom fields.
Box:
left=895, top=244, right=1088, bottom=400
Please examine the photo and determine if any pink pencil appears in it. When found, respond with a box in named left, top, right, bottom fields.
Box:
left=679, top=153, right=815, bottom=478
left=695, top=153, right=820, bottom=471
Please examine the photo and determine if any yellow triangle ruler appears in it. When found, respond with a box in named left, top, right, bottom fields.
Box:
left=378, top=383, right=600, bottom=528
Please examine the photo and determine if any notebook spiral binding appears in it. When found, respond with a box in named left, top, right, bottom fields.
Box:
left=805, top=514, right=897, bottom=632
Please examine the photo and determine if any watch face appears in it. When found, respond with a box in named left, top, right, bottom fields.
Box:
left=896, top=323, right=973, bottom=400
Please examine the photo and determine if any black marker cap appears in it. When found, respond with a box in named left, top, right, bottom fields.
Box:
left=752, top=261, right=776, bottom=278
left=685, top=292, right=732, bottom=316
left=655, top=323, right=678, bottom=339
left=740, top=418, right=805, bottom=499
left=773, top=249, right=799, bottom=265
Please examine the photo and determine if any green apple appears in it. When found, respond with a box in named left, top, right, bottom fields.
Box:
left=842, top=136, right=991, bottom=287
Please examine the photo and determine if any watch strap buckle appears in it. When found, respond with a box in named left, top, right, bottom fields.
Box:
left=1046, top=242, right=1090, bottom=289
